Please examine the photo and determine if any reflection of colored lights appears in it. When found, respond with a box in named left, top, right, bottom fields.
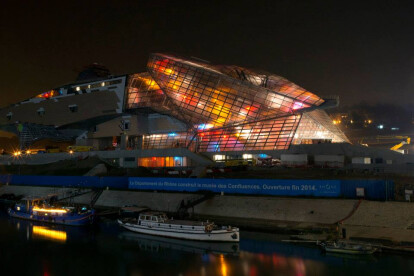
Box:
left=168, top=133, right=177, bottom=137
left=220, top=255, right=227, bottom=276
left=32, top=226, right=67, bottom=242
left=174, top=156, right=180, bottom=161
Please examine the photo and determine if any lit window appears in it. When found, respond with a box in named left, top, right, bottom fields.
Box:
left=213, top=154, right=226, bottom=161
left=242, top=154, right=252, bottom=159
left=75, top=87, right=80, bottom=91
left=101, top=82, right=105, bottom=87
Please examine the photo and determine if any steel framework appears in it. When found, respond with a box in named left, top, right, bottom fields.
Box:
left=125, top=53, right=348, bottom=152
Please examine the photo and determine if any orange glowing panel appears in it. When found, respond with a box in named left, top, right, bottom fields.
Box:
left=32, top=207, right=67, bottom=213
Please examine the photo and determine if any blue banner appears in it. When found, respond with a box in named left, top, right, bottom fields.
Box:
left=128, top=177, right=341, bottom=197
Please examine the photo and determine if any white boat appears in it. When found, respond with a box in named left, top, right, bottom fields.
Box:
left=118, top=211, right=239, bottom=242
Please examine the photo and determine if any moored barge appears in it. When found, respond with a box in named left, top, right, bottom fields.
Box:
left=118, top=211, right=239, bottom=242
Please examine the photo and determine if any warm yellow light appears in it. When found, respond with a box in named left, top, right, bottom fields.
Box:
left=13, top=151, right=21, bottom=156
left=26, top=150, right=31, bottom=154
left=69, top=150, right=74, bottom=154
left=164, top=68, right=173, bottom=75
left=33, top=226, right=67, bottom=242
left=216, top=117, right=226, bottom=124
left=220, top=255, right=227, bottom=276
left=32, top=207, right=68, bottom=213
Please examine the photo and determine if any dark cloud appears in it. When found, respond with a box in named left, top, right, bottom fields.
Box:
left=1, top=0, right=413, bottom=106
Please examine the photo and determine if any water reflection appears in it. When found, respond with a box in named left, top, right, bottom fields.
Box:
left=119, top=231, right=239, bottom=255
left=220, top=254, right=228, bottom=276
left=32, top=226, right=67, bottom=243
left=9, top=217, right=94, bottom=245
left=0, top=213, right=413, bottom=276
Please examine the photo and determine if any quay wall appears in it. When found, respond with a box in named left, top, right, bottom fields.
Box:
left=0, top=175, right=394, bottom=201
left=2, top=184, right=412, bottom=228
left=1, top=184, right=413, bottom=242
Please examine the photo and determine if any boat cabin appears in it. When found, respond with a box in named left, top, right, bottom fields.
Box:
left=16, top=195, right=55, bottom=213
left=138, top=212, right=168, bottom=223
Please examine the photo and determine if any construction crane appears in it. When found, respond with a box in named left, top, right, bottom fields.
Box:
left=376, top=136, right=411, bottom=153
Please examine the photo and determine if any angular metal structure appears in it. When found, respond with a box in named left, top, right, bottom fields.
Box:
left=126, top=53, right=348, bottom=152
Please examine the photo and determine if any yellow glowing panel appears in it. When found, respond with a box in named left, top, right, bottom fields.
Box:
left=216, top=117, right=226, bottom=124
left=33, top=226, right=67, bottom=242
left=32, top=207, right=67, bottom=213
left=164, top=68, right=174, bottom=75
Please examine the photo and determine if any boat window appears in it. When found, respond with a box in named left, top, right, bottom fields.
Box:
left=139, top=215, right=145, bottom=220
left=152, top=216, right=157, bottom=221
left=145, top=216, right=151, bottom=220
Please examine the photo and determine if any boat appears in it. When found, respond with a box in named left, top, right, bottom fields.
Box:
left=8, top=196, right=95, bottom=226
left=118, top=211, right=239, bottom=242
left=321, top=241, right=377, bottom=255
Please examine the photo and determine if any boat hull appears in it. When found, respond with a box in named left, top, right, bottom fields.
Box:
left=324, top=246, right=376, bottom=255
left=8, top=208, right=95, bottom=226
left=118, top=220, right=239, bottom=242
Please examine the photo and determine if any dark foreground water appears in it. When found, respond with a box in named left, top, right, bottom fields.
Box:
left=0, top=212, right=413, bottom=276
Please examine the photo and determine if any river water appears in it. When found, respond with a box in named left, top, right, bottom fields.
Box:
left=0, top=212, right=413, bottom=276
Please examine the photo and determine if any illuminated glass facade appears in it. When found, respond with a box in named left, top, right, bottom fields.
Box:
left=138, top=156, right=188, bottom=167
left=293, top=110, right=349, bottom=144
left=126, top=53, right=349, bottom=152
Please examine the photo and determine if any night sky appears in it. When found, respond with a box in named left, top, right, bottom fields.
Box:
left=1, top=0, right=413, bottom=107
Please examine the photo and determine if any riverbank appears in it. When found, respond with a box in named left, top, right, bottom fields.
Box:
left=1, top=184, right=413, bottom=245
